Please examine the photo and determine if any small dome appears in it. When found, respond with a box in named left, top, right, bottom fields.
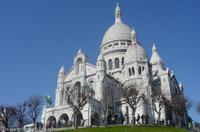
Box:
left=124, top=44, right=147, bottom=64
left=101, top=22, right=132, bottom=46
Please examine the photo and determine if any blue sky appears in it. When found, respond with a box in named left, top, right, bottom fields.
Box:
left=0, top=0, right=200, bottom=122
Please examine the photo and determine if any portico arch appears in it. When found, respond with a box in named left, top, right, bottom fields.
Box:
left=58, top=113, right=69, bottom=127
left=46, top=116, right=56, bottom=128
left=91, top=112, right=100, bottom=125
left=77, top=112, right=83, bottom=126
left=72, top=112, right=84, bottom=126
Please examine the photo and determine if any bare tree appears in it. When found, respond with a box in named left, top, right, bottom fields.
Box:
left=196, top=102, right=200, bottom=114
left=122, top=85, right=143, bottom=125
left=101, top=90, right=111, bottom=127
left=27, top=95, right=42, bottom=129
left=183, top=96, right=192, bottom=127
left=171, top=93, right=188, bottom=127
left=151, top=94, right=167, bottom=124
left=15, top=102, right=27, bottom=129
left=184, top=96, right=192, bottom=112
left=197, top=102, right=200, bottom=114
left=0, top=105, right=16, bottom=132
left=65, top=84, right=93, bottom=129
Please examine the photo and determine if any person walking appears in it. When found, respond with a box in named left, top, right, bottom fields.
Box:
left=137, top=114, right=140, bottom=124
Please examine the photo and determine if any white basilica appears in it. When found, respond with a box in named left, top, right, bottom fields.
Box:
left=41, top=4, right=186, bottom=128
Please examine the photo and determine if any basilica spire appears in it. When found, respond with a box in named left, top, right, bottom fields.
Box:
left=115, top=3, right=121, bottom=23
left=59, top=65, right=65, bottom=74
left=77, top=48, right=82, bottom=54
left=58, top=65, right=65, bottom=82
left=150, top=43, right=164, bottom=66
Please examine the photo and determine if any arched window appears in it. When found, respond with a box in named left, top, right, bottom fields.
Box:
left=128, top=68, right=132, bottom=76
left=60, top=90, right=64, bottom=105
left=132, top=67, right=135, bottom=75
left=108, top=59, right=113, bottom=70
left=58, top=114, right=69, bottom=127
left=76, top=58, right=82, bottom=74
left=89, top=80, right=94, bottom=84
left=121, top=57, right=124, bottom=65
left=74, top=82, right=81, bottom=97
left=142, top=66, right=145, bottom=71
left=115, top=58, right=120, bottom=69
left=138, top=66, right=142, bottom=75
left=89, top=80, right=94, bottom=89
left=64, top=87, right=70, bottom=105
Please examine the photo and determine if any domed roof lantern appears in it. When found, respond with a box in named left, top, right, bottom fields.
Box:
left=101, top=3, right=131, bottom=47
left=115, top=3, right=121, bottom=23
left=115, top=2, right=120, bottom=12
left=131, top=27, right=136, bottom=35
left=131, top=27, right=137, bottom=42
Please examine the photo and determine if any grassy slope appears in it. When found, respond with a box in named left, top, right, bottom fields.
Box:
left=57, top=126, right=188, bottom=132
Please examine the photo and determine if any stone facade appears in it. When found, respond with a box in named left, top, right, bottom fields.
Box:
left=41, top=4, right=186, bottom=128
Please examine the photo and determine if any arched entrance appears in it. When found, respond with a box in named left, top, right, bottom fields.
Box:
left=58, top=114, right=69, bottom=127
left=72, top=112, right=84, bottom=126
left=91, top=112, right=100, bottom=125
left=107, top=112, right=112, bottom=125
left=46, top=116, right=56, bottom=128
left=77, top=112, right=84, bottom=126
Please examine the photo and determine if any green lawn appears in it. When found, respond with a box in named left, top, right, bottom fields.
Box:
left=56, top=126, right=188, bottom=132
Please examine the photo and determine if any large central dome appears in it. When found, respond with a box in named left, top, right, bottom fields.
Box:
left=101, top=23, right=131, bottom=46
left=101, top=3, right=132, bottom=47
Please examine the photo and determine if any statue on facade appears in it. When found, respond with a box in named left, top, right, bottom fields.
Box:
left=44, top=95, right=52, bottom=107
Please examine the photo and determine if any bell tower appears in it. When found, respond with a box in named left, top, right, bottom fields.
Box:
left=55, top=65, right=65, bottom=106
